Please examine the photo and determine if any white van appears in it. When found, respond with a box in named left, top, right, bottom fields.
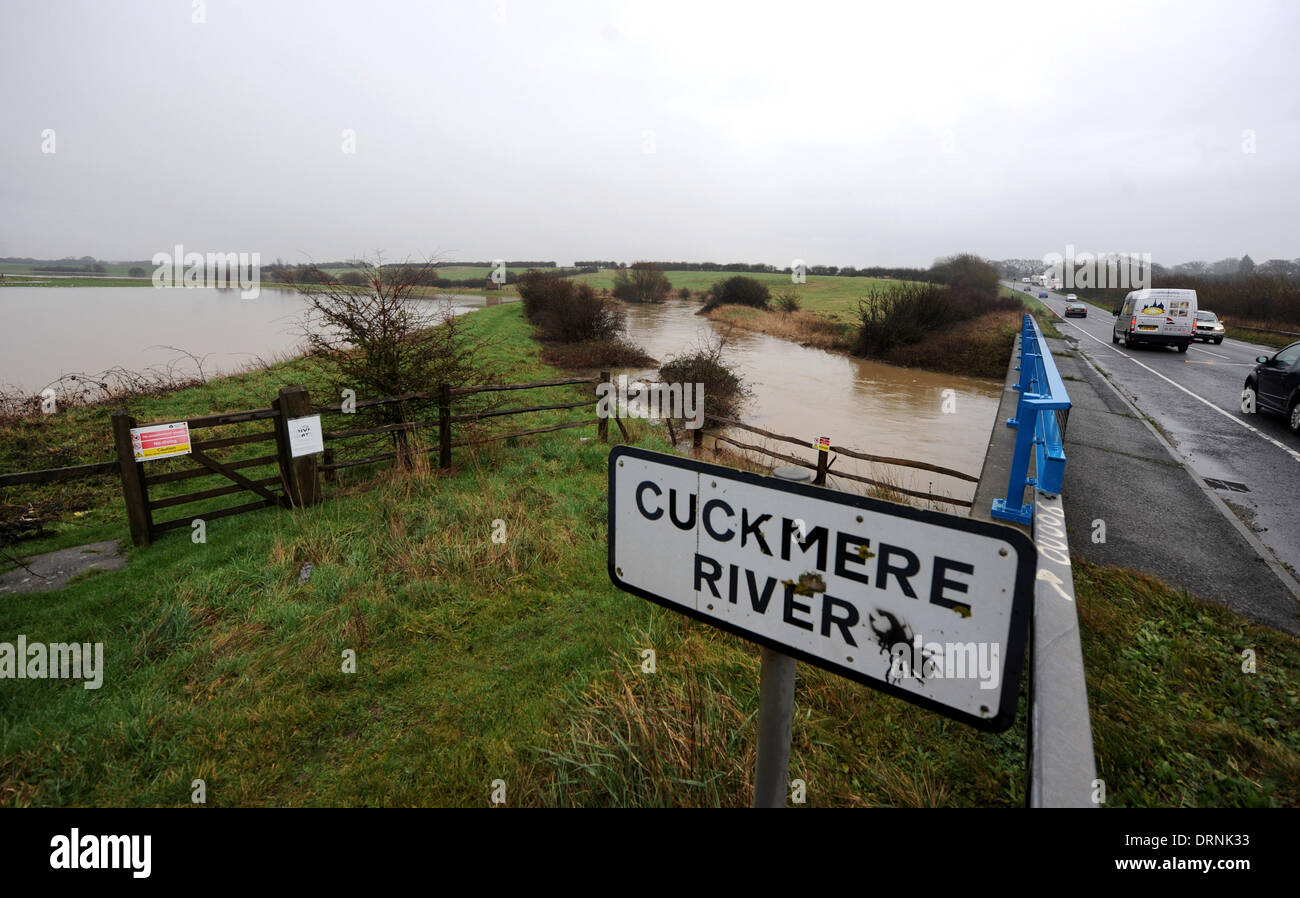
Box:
left=1111, top=288, right=1197, bottom=352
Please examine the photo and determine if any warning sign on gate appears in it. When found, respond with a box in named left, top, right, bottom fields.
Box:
left=129, top=421, right=191, bottom=462
left=608, top=446, right=1036, bottom=731
left=287, top=415, right=324, bottom=458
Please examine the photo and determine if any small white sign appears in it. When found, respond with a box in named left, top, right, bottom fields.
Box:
left=287, top=415, right=324, bottom=458
left=608, top=447, right=1036, bottom=731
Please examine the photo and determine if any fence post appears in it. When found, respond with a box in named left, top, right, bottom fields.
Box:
left=110, top=410, right=152, bottom=547
left=598, top=370, right=609, bottom=443
left=275, top=386, right=319, bottom=508
left=439, top=383, right=452, bottom=469
left=814, top=450, right=829, bottom=486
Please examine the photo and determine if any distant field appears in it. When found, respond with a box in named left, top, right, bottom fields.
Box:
left=434, top=265, right=548, bottom=281
left=0, top=261, right=152, bottom=278
left=575, top=270, right=906, bottom=322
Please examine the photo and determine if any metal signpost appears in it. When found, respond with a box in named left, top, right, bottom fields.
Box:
left=607, top=446, right=1037, bottom=806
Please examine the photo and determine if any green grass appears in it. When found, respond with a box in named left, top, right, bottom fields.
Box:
left=1002, top=286, right=1064, bottom=339
left=2, top=303, right=1297, bottom=806
left=0, top=261, right=153, bottom=278
left=1075, top=559, right=1300, bottom=806
left=576, top=270, right=902, bottom=322
left=0, top=275, right=156, bottom=288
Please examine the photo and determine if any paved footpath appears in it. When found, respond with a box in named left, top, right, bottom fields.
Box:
left=0, top=540, right=125, bottom=596
left=1049, top=336, right=1300, bottom=634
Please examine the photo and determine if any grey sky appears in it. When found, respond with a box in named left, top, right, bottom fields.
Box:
left=2, top=0, right=1297, bottom=268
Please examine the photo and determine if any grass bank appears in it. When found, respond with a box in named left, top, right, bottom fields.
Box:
left=2, top=302, right=1296, bottom=806
left=708, top=295, right=1023, bottom=379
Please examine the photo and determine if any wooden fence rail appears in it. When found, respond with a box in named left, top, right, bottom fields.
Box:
left=0, top=460, right=118, bottom=488
left=4, top=369, right=978, bottom=543
left=700, top=413, right=977, bottom=508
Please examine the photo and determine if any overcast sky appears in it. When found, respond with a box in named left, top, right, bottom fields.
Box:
left=2, top=0, right=1297, bottom=268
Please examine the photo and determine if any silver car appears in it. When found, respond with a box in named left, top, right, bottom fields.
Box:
left=1194, top=310, right=1225, bottom=344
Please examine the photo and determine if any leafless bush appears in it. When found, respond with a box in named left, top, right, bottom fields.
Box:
left=288, top=255, right=497, bottom=464
left=658, top=333, right=751, bottom=423
left=0, top=365, right=204, bottom=420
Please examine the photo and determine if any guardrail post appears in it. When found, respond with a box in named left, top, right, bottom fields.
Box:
left=110, top=410, right=152, bottom=547
left=993, top=315, right=1070, bottom=525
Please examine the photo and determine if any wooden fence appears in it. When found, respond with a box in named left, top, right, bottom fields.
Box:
left=697, top=413, right=977, bottom=508
left=1, top=375, right=615, bottom=547
left=2, top=371, right=978, bottom=546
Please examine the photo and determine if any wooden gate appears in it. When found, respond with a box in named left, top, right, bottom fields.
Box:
left=111, top=387, right=319, bottom=546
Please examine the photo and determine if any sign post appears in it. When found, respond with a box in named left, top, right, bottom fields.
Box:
left=608, top=446, right=1036, bottom=799
left=751, top=465, right=812, bottom=808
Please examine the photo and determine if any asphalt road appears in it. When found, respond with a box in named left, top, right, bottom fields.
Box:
left=1006, top=281, right=1300, bottom=582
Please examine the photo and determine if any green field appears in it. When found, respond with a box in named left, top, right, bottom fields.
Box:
left=2, top=301, right=1297, bottom=806
left=574, top=269, right=901, bottom=319
left=0, top=261, right=153, bottom=278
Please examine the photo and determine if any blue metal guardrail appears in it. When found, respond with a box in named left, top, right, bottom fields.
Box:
left=992, top=314, right=1071, bottom=525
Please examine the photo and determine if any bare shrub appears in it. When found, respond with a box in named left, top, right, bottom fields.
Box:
left=853, top=281, right=1019, bottom=357
left=658, top=334, right=751, bottom=423
left=612, top=262, right=672, bottom=304
left=701, top=276, right=771, bottom=312
left=540, top=339, right=657, bottom=369
left=288, top=255, right=495, bottom=465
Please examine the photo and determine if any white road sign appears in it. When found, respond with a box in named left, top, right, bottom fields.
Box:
left=608, top=447, right=1036, bottom=730
left=287, top=415, right=324, bottom=458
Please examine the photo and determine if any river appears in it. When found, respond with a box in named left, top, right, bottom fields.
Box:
left=0, top=285, right=491, bottom=393
left=619, top=299, right=1001, bottom=508
left=0, top=287, right=1000, bottom=507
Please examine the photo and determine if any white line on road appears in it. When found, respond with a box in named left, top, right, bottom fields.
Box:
left=1190, top=346, right=1232, bottom=359
left=1059, top=320, right=1300, bottom=464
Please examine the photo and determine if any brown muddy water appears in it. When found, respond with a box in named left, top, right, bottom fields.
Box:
left=0, top=288, right=1001, bottom=509
left=619, top=299, right=1002, bottom=510
left=0, top=286, right=492, bottom=394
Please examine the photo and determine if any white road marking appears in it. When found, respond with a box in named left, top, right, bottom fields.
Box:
left=1190, top=346, right=1231, bottom=359
left=1058, top=319, right=1300, bottom=463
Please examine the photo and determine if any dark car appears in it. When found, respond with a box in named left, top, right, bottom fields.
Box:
left=1038, top=291, right=1048, bottom=299
left=1243, top=341, right=1300, bottom=433
left=1064, top=301, right=1087, bottom=318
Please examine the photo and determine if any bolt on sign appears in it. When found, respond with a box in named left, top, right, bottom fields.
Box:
left=129, top=421, right=191, bottom=462
left=608, top=447, right=1036, bottom=730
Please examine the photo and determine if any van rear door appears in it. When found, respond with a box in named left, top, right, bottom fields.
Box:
left=1133, top=290, right=1195, bottom=340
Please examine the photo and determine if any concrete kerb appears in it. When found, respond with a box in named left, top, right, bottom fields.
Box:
left=974, top=331, right=1097, bottom=807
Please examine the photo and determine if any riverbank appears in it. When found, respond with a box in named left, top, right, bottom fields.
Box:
left=2, top=302, right=1297, bottom=806
left=705, top=303, right=1023, bottom=378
